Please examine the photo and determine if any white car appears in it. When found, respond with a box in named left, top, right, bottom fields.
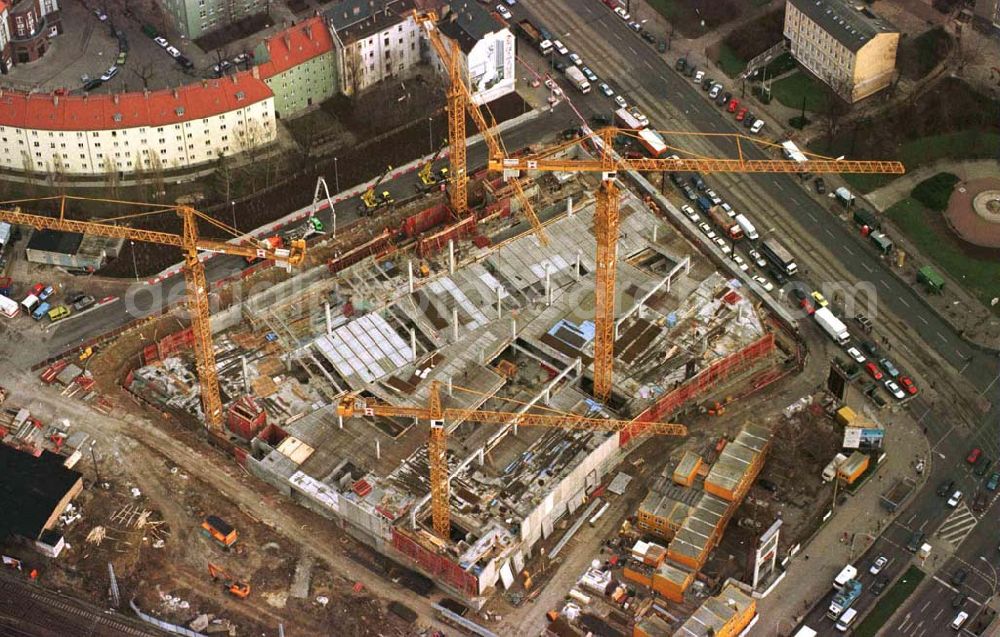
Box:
left=947, top=490, right=963, bottom=507
left=629, top=107, right=649, bottom=127
left=846, top=347, right=866, bottom=364
left=552, top=39, right=569, bottom=55
left=100, top=66, right=119, bottom=81
left=720, top=202, right=735, bottom=217
left=751, top=119, right=766, bottom=134
left=614, top=6, right=630, bottom=20
left=714, top=237, right=731, bottom=254
left=693, top=70, right=705, bottom=83
left=614, top=95, right=628, bottom=109
left=705, top=189, right=722, bottom=205
left=708, top=84, right=722, bottom=99
left=732, top=255, right=749, bottom=272
left=698, top=223, right=716, bottom=239
left=154, top=36, right=169, bottom=48
left=751, top=275, right=774, bottom=292
left=598, top=82, right=614, bottom=97
left=748, top=249, right=766, bottom=268
left=681, top=205, right=698, bottom=221
left=94, top=8, right=108, bottom=21
left=505, top=0, right=516, bottom=5
left=166, top=46, right=182, bottom=59
left=884, top=379, right=906, bottom=400
left=869, top=556, right=888, bottom=575
left=568, top=52, right=582, bottom=66
left=496, top=4, right=512, bottom=19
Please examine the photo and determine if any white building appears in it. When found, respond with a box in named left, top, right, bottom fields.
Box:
left=327, top=0, right=422, bottom=96
left=436, top=2, right=515, bottom=105
left=0, top=71, right=275, bottom=176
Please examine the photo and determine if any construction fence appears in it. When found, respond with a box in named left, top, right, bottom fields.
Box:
left=391, top=528, right=479, bottom=597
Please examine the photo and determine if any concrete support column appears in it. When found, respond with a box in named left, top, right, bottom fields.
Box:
left=496, top=287, right=503, bottom=318
left=478, top=448, right=485, bottom=465
left=410, top=328, right=417, bottom=361
left=449, top=239, right=455, bottom=274
left=241, top=356, right=250, bottom=393
left=448, top=376, right=453, bottom=397
left=652, top=226, right=658, bottom=243
left=511, top=317, right=517, bottom=339
left=545, top=268, right=552, bottom=307
left=567, top=196, right=574, bottom=218
left=338, top=415, right=343, bottom=430
left=575, top=251, right=582, bottom=281
left=376, top=439, right=381, bottom=460
left=324, top=302, right=332, bottom=335
left=452, top=307, right=459, bottom=341
left=408, top=260, right=414, bottom=293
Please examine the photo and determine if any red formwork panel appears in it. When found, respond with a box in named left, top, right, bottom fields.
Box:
left=391, top=528, right=479, bottom=597
left=418, top=216, right=476, bottom=257
left=621, top=333, right=776, bottom=445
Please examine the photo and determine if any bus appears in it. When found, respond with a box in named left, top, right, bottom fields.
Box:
left=833, top=564, right=857, bottom=590
left=614, top=107, right=646, bottom=130
left=637, top=129, right=667, bottom=157
left=0, top=294, right=19, bottom=318
left=761, top=238, right=798, bottom=276
left=835, top=608, right=858, bottom=632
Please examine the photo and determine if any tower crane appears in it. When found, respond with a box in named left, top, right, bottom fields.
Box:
left=337, top=380, right=687, bottom=538
left=489, top=127, right=906, bottom=401
left=0, top=195, right=306, bottom=431
left=414, top=11, right=548, bottom=246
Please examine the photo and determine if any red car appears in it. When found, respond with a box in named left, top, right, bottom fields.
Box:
left=865, top=362, right=883, bottom=380
left=967, top=448, right=982, bottom=465
left=727, top=98, right=740, bottom=113
left=800, top=298, right=814, bottom=315
left=736, top=107, right=748, bottom=121
left=29, top=283, right=44, bottom=296
left=900, top=377, right=918, bottom=395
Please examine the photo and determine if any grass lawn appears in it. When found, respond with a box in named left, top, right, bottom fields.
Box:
left=824, top=130, right=1000, bottom=194
left=886, top=198, right=1000, bottom=308
left=853, top=566, right=925, bottom=637
left=771, top=72, right=828, bottom=112
left=715, top=43, right=746, bottom=77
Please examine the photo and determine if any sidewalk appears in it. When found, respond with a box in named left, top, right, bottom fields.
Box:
left=751, top=409, right=930, bottom=636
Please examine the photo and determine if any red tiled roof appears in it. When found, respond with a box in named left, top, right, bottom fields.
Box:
left=0, top=71, right=273, bottom=132
left=257, top=17, right=334, bottom=79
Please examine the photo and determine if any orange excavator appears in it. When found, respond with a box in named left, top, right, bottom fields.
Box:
left=207, top=562, right=250, bottom=599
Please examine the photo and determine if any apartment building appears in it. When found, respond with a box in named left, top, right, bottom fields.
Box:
left=436, top=1, right=516, bottom=105
left=160, top=0, right=268, bottom=40
left=0, top=71, right=275, bottom=176
left=784, top=0, right=899, bottom=103
left=255, top=17, right=338, bottom=119
left=0, top=0, right=62, bottom=72
left=327, top=0, right=421, bottom=96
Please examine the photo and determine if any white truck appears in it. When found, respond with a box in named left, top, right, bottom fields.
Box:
left=564, top=66, right=590, bottom=94
left=833, top=564, right=857, bottom=591
left=0, top=222, right=11, bottom=248
left=822, top=453, right=849, bottom=482
left=814, top=307, right=849, bottom=345
left=734, top=214, right=758, bottom=240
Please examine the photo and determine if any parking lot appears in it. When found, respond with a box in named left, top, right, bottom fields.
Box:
left=0, top=0, right=242, bottom=94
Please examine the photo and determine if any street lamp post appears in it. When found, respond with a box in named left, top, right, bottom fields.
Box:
left=230, top=200, right=236, bottom=230
left=334, top=157, right=340, bottom=193
left=130, top=241, right=138, bottom=282
left=428, top=117, right=434, bottom=154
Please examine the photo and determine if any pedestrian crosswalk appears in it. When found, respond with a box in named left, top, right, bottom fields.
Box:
left=937, top=502, right=978, bottom=547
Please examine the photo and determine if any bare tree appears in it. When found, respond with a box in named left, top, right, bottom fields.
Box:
left=131, top=64, right=157, bottom=91
left=103, top=156, right=121, bottom=199
left=342, top=44, right=365, bottom=97
left=147, top=150, right=166, bottom=200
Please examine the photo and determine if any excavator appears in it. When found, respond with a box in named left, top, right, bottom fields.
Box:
left=207, top=562, right=250, bottom=599
left=415, top=144, right=449, bottom=192
left=359, top=165, right=395, bottom=213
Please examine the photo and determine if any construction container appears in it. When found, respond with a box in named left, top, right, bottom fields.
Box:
left=623, top=566, right=653, bottom=588
left=671, top=450, right=702, bottom=487
left=226, top=395, right=268, bottom=441
left=201, top=515, right=238, bottom=548
left=917, top=265, right=945, bottom=293
left=837, top=451, right=870, bottom=484
left=836, top=406, right=856, bottom=427
left=643, top=543, right=667, bottom=567
left=652, top=562, right=693, bottom=602
left=633, top=616, right=672, bottom=637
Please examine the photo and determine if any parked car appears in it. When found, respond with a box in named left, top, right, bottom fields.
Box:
left=865, top=362, right=883, bottom=380
left=951, top=569, right=968, bottom=585
left=47, top=305, right=71, bottom=322
left=708, top=84, right=722, bottom=99
left=750, top=119, right=766, bottom=134
left=967, top=447, right=982, bottom=465
left=94, top=8, right=108, bottom=21
left=693, top=70, right=705, bottom=84
left=878, top=358, right=900, bottom=378
left=871, top=578, right=888, bottom=596
left=100, top=66, right=119, bottom=81
left=154, top=36, right=169, bottom=47
left=641, top=30, right=656, bottom=43
left=973, top=491, right=988, bottom=512
left=869, top=556, right=888, bottom=575
left=568, top=52, right=582, bottom=66
left=675, top=58, right=687, bottom=72
left=71, top=294, right=96, bottom=312
left=614, top=95, right=628, bottom=109
left=884, top=379, right=905, bottom=400
left=165, top=46, right=181, bottom=59
left=731, top=255, right=748, bottom=272
left=697, top=223, right=716, bottom=239
left=496, top=4, right=512, bottom=19
left=846, top=347, right=866, bottom=364
left=727, top=98, right=740, bottom=113
left=900, top=376, right=918, bottom=395
left=814, top=177, right=827, bottom=194
left=84, top=79, right=103, bottom=91
left=743, top=112, right=756, bottom=128
left=627, top=21, right=641, bottom=32
left=751, top=275, right=774, bottom=292
left=614, top=5, right=630, bottom=20
left=581, top=66, right=598, bottom=82
left=715, top=90, right=730, bottom=105
left=680, top=205, right=698, bottom=221
left=947, top=490, right=963, bottom=507
left=906, top=530, right=924, bottom=552
left=986, top=472, right=1000, bottom=491
left=552, top=39, right=569, bottom=55
left=736, top=107, right=748, bottom=121
left=591, top=114, right=612, bottom=126
left=974, top=457, right=992, bottom=477
left=748, top=249, right=766, bottom=268
left=38, top=286, right=55, bottom=301
left=702, top=76, right=715, bottom=90
left=714, top=237, right=731, bottom=254
left=937, top=479, right=955, bottom=496
left=810, top=291, right=828, bottom=307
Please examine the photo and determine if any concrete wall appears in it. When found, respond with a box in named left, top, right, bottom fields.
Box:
left=265, top=50, right=339, bottom=119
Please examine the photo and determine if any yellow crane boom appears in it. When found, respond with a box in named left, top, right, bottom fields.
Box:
left=0, top=195, right=306, bottom=431
left=338, top=380, right=686, bottom=538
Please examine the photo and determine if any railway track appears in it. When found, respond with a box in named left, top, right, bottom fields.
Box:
left=0, top=575, right=165, bottom=637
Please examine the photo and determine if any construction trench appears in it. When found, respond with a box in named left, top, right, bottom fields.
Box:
left=112, top=157, right=801, bottom=611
